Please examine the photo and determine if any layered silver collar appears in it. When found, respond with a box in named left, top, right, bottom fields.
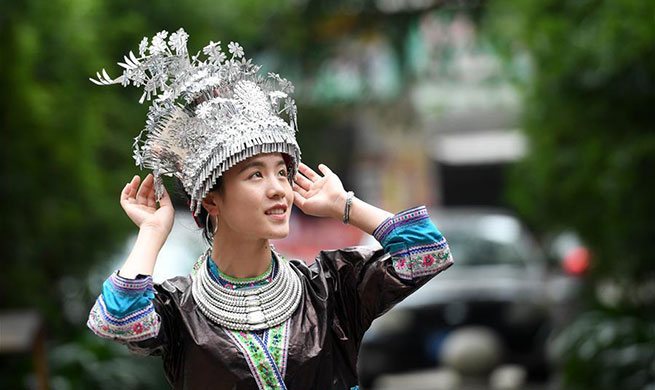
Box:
left=191, top=251, right=303, bottom=331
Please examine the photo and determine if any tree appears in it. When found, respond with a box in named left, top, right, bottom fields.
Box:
left=484, top=0, right=655, bottom=388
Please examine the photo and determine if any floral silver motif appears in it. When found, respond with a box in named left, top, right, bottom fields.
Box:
left=90, top=28, right=301, bottom=214
left=227, top=41, right=244, bottom=58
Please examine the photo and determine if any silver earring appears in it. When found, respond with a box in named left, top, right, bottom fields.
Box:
left=205, top=213, right=218, bottom=236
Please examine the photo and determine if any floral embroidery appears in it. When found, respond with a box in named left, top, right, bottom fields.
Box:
left=224, top=319, right=290, bottom=390
left=371, top=205, right=454, bottom=280
left=87, top=294, right=160, bottom=341
left=265, top=317, right=290, bottom=377
left=391, top=238, right=453, bottom=280
left=423, top=254, right=435, bottom=267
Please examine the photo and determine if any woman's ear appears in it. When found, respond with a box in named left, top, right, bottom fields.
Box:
left=201, top=192, right=221, bottom=216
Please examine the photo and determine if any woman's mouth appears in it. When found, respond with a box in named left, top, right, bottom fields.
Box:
left=265, top=205, right=287, bottom=220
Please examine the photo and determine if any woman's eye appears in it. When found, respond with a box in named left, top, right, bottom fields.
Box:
left=279, top=169, right=288, bottom=177
left=250, top=171, right=263, bottom=179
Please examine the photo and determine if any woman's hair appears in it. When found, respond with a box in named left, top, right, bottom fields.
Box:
left=175, top=177, right=224, bottom=244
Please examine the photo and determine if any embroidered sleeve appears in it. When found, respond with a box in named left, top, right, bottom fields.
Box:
left=372, top=206, right=453, bottom=280
left=87, top=272, right=161, bottom=342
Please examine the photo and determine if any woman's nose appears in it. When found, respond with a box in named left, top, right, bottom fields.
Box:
left=266, top=175, right=286, bottom=198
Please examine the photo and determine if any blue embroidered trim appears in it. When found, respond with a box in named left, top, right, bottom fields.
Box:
left=373, top=206, right=430, bottom=243
left=87, top=294, right=160, bottom=341
left=94, top=294, right=155, bottom=325
left=109, top=272, right=154, bottom=293
left=391, top=236, right=453, bottom=280
left=389, top=238, right=449, bottom=258
left=251, top=333, right=287, bottom=389
left=280, top=317, right=290, bottom=377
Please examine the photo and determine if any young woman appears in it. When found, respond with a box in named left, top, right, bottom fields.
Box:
left=87, top=29, right=453, bottom=390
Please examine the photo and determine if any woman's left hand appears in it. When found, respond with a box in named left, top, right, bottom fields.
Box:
left=293, top=162, right=347, bottom=219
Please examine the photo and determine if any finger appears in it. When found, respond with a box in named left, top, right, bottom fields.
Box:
left=124, top=175, right=140, bottom=201
left=136, top=174, right=154, bottom=205
left=317, top=164, right=333, bottom=176
left=298, top=162, right=320, bottom=181
left=294, top=173, right=313, bottom=191
left=120, top=182, right=130, bottom=202
left=293, top=183, right=309, bottom=198
left=146, top=178, right=157, bottom=209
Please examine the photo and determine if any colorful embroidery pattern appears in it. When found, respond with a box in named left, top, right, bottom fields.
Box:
left=87, top=271, right=160, bottom=342
left=108, top=272, right=154, bottom=293
left=87, top=294, right=160, bottom=341
left=264, top=316, right=290, bottom=377
left=390, top=237, right=453, bottom=280
left=190, top=254, right=205, bottom=277
left=224, top=319, right=290, bottom=390
left=373, top=206, right=429, bottom=243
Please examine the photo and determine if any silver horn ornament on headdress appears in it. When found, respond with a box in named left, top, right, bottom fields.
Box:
left=91, top=28, right=301, bottom=215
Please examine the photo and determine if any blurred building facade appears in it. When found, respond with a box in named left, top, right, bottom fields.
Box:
left=296, top=8, right=526, bottom=213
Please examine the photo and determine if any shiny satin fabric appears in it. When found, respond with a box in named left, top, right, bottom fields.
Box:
left=125, top=246, right=453, bottom=389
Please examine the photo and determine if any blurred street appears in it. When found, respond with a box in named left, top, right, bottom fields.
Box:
left=371, top=370, right=558, bottom=390
left=370, top=368, right=554, bottom=390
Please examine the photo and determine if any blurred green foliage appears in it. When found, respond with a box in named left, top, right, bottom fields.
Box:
left=47, top=332, right=170, bottom=390
left=485, top=0, right=654, bottom=281
left=2, top=0, right=135, bottom=327
left=552, top=310, right=655, bottom=390
left=485, top=0, right=654, bottom=388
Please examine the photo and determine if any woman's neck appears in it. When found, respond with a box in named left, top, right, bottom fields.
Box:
left=210, top=230, right=272, bottom=279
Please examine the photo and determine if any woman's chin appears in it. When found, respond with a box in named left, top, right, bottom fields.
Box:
left=268, top=230, right=289, bottom=240
left=260, top=216, right=290, bottom=239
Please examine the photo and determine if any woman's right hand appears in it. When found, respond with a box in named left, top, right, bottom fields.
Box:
left=120, top=174, right=175, bottom=239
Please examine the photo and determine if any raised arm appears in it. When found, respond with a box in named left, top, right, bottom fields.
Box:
left=294, top=162, right=453, bottom=339
left=118, top=174, right=175, bottom=278
left=292, top=162, right=392, bottom=234
left=87, top=174, right=174, bottom=344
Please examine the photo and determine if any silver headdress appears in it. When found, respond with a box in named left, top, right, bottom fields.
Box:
left=91, top=28, right=301, bottom=215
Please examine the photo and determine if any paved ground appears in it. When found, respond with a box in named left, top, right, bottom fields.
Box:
left=368, top=368, right=556, bottom=390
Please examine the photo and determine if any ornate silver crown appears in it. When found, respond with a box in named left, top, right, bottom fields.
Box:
left=91, top=28, right=301, bottom=214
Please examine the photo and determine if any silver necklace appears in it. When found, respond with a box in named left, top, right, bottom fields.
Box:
left=191, top=250, right=303, bottom=331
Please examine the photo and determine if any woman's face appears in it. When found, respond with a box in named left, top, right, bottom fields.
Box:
left=211, top=152, right=293, bottom=240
